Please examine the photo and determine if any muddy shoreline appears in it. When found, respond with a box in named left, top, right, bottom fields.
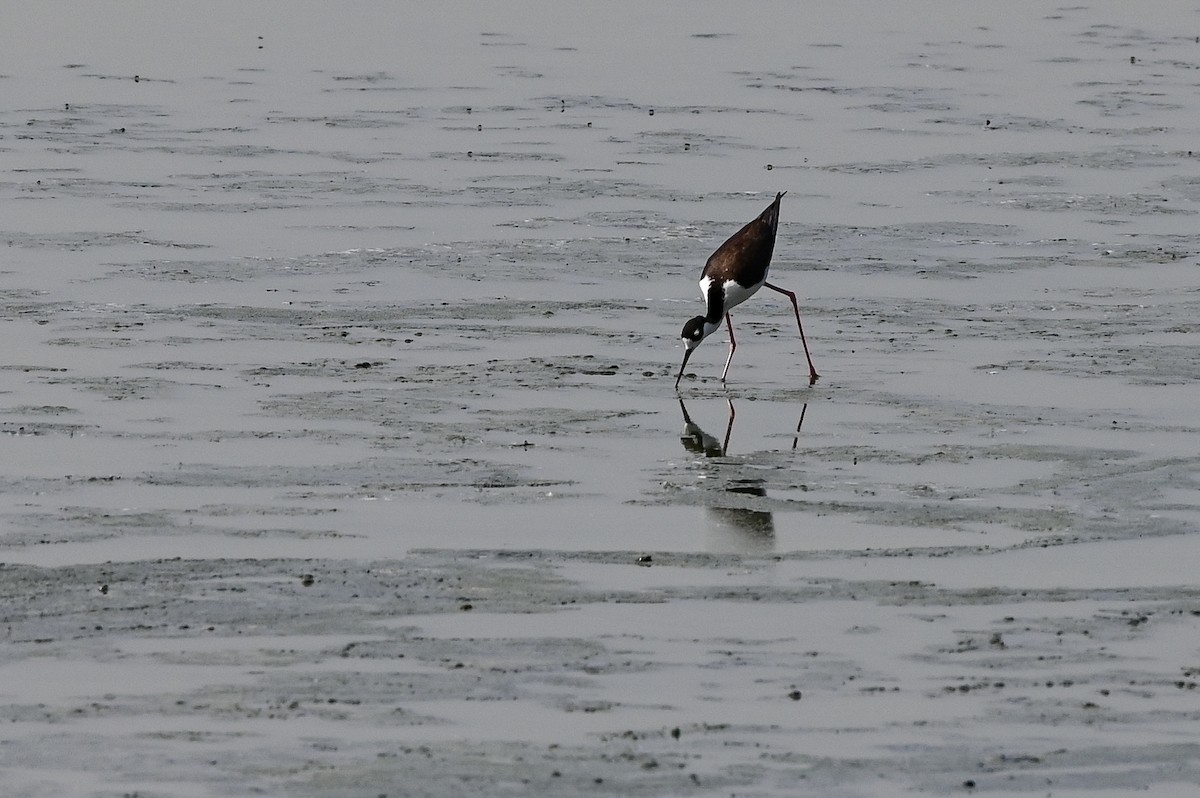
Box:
left=4, top=3, right=1200, bottom=795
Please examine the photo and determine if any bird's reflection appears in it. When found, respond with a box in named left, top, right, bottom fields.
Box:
left=677, top=398, right=808, bottom=554
left=679, top=397, right=735, bottom=457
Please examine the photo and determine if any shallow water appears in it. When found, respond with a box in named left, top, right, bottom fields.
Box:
left=3, top=2, right=1200, bottom=796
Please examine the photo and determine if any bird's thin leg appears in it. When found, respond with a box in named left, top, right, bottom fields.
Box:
left=720, top=313, right=737, bottom=383
left=763, top=282, right=819, bottom=384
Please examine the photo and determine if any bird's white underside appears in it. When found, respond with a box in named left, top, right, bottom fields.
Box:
left=700, top=274, right=762, bottom=317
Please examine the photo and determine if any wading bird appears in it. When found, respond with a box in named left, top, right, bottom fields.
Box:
left=675, top=192, right=819, bottom=388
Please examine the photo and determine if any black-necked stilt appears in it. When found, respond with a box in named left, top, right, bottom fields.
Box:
left=674, top=192, right=819, bottom=388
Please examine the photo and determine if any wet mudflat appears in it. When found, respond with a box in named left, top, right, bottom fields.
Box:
left=2, top=3, right=1200, bottom=796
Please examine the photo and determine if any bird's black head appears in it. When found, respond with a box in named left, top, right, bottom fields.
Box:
left=680, top=316, right=707, bottom=347
left=675, top=316, right=710, bottom=390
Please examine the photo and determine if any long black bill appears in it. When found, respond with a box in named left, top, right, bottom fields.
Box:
left=674, top=348, right=693, bottom=390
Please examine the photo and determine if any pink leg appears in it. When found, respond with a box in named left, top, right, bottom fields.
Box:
left=720, top=313, right=736, bottom=383
left=764, top=282, right=819, bottom=384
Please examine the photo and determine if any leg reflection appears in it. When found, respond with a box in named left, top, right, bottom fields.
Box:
left=792, top=403, right=808, bottom=450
